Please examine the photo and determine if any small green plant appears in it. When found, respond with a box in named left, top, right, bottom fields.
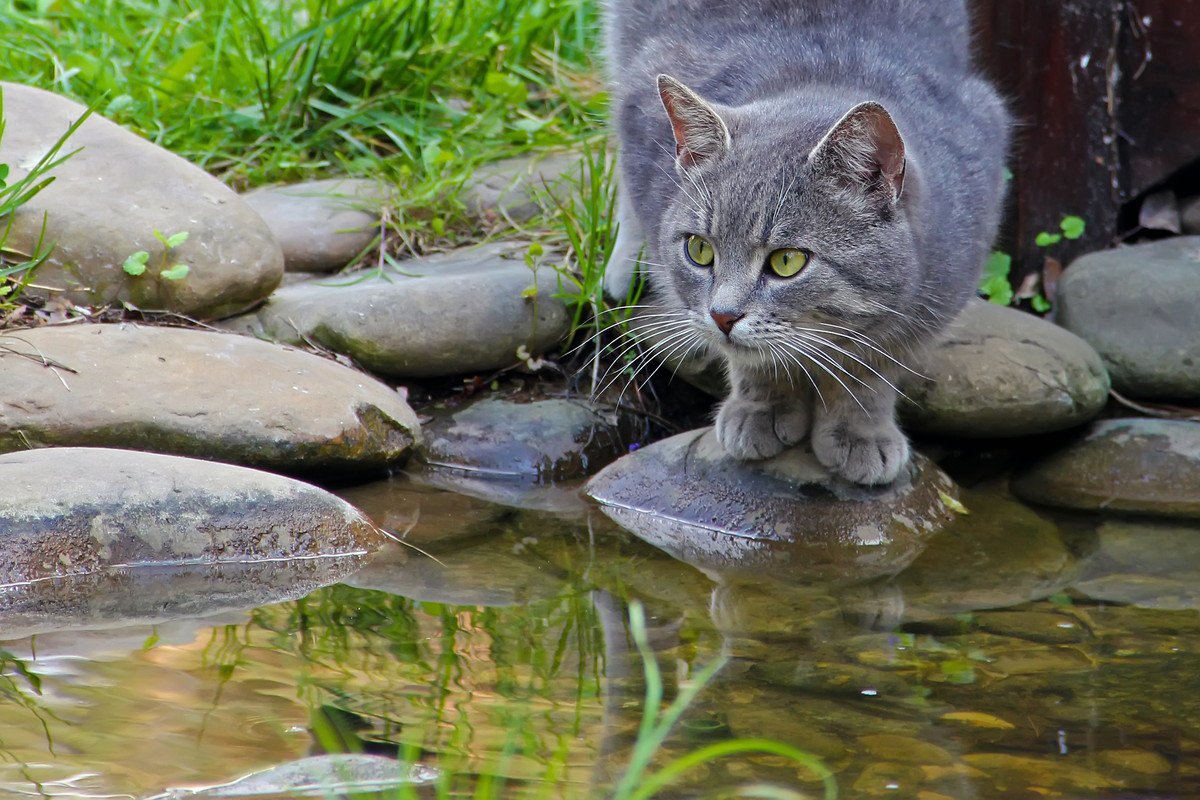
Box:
left=980, top=214, right=1085, bottom=312
left=122, top=230, right=190, bottom=281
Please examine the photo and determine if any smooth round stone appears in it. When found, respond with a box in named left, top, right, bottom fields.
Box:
left=0, top=446, right=384, bottom=588
left=223, top=243, right=569, bottom=378
left=1058, top=237, right=1200, bottom=399
left=460, top=151, right=580, bottom=223
left=416, top=396, right=639, bottom=482
left=243, top=179, right=387, bottom=273
left=0, top=324, right=419, bottom=472
left=1011, top=418, right=1200, bottom=518
left=0, top=83, right=282, bottom=320
left=1183, top=196, right=1200, bottom=235
left=901, top=300, right=1110, bottom=437
left=585, top=428, right=959, bottom=582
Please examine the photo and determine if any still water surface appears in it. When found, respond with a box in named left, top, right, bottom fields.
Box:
left=1, top=473, right=1198, bottom=799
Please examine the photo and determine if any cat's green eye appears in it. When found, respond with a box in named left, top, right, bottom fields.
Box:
left=685, top=235, right=715, bottom=267
left=768, top=248, right=809, bottom=278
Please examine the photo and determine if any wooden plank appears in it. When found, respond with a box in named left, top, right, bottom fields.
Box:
left=973, top=0, right=1126, bottom=280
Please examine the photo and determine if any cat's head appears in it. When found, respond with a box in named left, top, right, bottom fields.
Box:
left=650, top=74, right=922, bottom=364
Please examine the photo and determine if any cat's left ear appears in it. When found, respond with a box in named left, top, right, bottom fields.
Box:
left=657, top=74, right=731, bottom=170
left=810, top=102, right=906, bottom=203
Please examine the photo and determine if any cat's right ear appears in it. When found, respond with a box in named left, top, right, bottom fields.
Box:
left=657, top=74, right=731, bottom=170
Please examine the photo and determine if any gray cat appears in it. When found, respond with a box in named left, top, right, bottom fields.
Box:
left=603, top=0, right=1010, bottom=485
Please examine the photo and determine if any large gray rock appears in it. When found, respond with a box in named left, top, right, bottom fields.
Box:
left=0, top=83, right=283, bottom=319
left=223, top=243, right=569, bottom=378
left=0, top=447, right=385, bottom=588
left=586, top=428, right=960, bottom=582
left=0, top=324, right=420, bottom=472
left=1011, top=418, right=1200, bottom=518
left=1057, top=237, right=1200, bottom=399
left=242, top=179, right=387, bottom=273
left=901, top=300, right=1111, bottom=437
left=460, top=151, right=581, bottom=223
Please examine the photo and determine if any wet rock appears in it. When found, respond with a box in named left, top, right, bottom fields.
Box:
left=901, top=300, right=1110, bottom=437
left=460, top=151, right=580, bottom=223
left=851, top=763, right=925, bottom=798
left=0, top=324, right=419, bottom=472
left=721, top=703, right=849, bottom=764
left=0, top=446, right=384, bottom=606
left=345, top=535, right=566, bottom=607
left=223, top=243, right=569, bottom=378
left=858, top=735, right=955, bottom=766
left=338, top=475, right=502, bottom=546
left=1011, top=418, right=1200, bottom=518
left=973, top=611, right=1087, bottom=644
left=415, top=395, right=639, bottom=483
left=752, top=659, right=913, bottom=699
left=1094, top=749, right=1172, bottom=779
left=1057, top=237, right=1200, bottom=399
left=587, top=428, right=959, bottom=583
left=846, top=491, right=1076, bottom=623
left=406, top=468, right=590, bottom=515
left=0, top=83, right=282, bottom=320
left=1072, top=518, right=1200, bottom=609
left=960, top=753, right=1115, bottom=793
left=243, top=179, right=387, bottom=272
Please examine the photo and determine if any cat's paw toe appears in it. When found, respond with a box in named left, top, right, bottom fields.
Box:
left=812, top=422, right=910, bottom=485
left=716, top=400, right=784, bottom=460
left=773, top=404, right=810, bottom=446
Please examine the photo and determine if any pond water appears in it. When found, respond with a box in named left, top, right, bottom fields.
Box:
left=1, top=468, right=1199, bottom=799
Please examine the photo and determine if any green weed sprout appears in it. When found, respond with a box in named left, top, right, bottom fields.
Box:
left=122, top=230, right=190, bottom=282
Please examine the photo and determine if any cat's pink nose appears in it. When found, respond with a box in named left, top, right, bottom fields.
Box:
left=710, top=310, right=744, bottom=336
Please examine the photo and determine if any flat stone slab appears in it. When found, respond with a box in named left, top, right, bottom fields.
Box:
left=586, top=428, right=960, bottom=582
left=460, top=151, right=581, bottom=223
left=0, top=82, right=282, bottom=319
left=243, top=178, right=387, bottom=273
left=224, top=243, right=569, bottom=378
left=1058, top=237, right=1200, bottom=399
left=0, top=447, right=385, bottom=588
left=901, top=300, right=1111, bottom=437
left=1011, top=418, right=1200, bottom=518
left=0, top=324, right=420, bottom=472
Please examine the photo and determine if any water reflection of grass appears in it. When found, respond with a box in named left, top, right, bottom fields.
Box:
left=242, top=585, right=833, bottom=798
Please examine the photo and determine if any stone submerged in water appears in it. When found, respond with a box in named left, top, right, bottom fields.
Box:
left=1072, top=518, right=1200, bottom=610
left=223, top=243, right=569, bottom=378
left=0, top=447, right=385, bottom=587
left=901, top=300, right=1110, bottom=437
left=0, top=324, right=420, bottom=473
left=1057, top=236, right=1200, bottom=400
left=1011, top=418, right=1200, bottom=518
left=0, top=83, right=282, bottom=320
left=415, top=395, right=639, bottom=482
left=242, top=178, right=388, bottom=273
left=585, top=427, right=960, bottom=582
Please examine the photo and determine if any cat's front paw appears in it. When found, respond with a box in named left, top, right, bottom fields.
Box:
left=716, top=399, right=784, bottom=460
left=812, top=418, right=910, bottom=485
